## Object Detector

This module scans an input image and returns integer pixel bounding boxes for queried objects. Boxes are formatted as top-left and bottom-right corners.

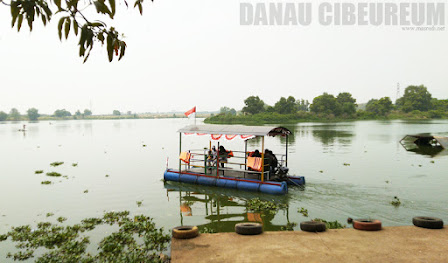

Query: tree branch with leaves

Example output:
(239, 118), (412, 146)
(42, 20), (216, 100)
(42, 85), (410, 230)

(4, 0), (152, 62)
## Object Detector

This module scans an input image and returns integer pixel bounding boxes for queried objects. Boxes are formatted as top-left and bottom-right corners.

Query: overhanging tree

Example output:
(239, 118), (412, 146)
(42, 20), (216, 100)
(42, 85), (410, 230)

(1, 0), (152, 62)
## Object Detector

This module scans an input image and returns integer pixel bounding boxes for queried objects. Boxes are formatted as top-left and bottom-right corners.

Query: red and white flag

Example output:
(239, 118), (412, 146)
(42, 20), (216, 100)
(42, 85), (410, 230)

(184, 106), (196, 117)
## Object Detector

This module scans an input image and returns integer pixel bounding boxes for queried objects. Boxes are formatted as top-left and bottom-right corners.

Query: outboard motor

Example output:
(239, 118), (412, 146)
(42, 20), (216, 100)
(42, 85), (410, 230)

(277, 166), (289, 177)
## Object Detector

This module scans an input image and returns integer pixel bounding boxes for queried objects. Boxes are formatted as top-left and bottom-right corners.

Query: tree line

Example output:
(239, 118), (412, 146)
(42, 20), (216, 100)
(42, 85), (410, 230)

(0, 108), (92, 121)
(209, 85), (448, 123)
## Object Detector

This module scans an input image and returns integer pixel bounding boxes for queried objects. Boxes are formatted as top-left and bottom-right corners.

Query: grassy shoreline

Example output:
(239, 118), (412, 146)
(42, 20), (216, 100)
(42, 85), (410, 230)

(204, 111), (448, 125)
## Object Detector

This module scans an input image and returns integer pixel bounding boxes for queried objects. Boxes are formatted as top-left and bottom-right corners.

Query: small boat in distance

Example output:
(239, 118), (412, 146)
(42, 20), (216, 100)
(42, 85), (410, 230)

(164, 124), (305, 195)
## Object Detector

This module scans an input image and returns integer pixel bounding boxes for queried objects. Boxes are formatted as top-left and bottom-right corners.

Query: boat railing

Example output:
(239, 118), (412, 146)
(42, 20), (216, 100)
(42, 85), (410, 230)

(180, 149), (278, 181)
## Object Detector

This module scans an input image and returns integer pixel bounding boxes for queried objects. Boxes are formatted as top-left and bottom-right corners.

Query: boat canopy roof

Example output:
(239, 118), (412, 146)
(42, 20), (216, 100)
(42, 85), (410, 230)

(178, 125), (291, 137)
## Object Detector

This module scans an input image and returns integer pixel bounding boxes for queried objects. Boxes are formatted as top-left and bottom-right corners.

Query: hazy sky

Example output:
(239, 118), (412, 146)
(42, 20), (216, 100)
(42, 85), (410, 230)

(1, 0), (447, 114)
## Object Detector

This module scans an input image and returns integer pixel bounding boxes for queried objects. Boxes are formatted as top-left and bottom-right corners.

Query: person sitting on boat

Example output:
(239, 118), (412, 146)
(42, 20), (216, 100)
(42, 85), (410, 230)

(207, 146), (217, 168)
(252, 150), (261, 157)
(218, 146), (228, 168)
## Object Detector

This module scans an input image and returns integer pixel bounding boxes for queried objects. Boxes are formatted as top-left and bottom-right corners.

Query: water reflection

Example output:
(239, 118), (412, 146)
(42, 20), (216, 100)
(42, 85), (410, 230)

(401, 144), (448, 157)
(165, 182), (296, 232)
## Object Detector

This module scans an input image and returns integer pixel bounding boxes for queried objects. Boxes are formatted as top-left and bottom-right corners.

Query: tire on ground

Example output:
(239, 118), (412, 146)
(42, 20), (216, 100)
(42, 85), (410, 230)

(353, 219), (382, 231)
(235, 223), (263, 235)
(172, 226), (199, 239)
(412, 217), (444, 229)
(300, 221), (326, 232)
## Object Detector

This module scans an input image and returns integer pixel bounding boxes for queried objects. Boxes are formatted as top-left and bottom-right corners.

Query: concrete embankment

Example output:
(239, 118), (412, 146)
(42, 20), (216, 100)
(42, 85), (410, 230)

(171, 226), (447, 262)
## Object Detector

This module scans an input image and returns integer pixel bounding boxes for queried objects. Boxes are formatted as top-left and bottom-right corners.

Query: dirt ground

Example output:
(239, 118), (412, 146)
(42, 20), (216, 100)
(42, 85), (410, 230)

(171, 226), (447, 262)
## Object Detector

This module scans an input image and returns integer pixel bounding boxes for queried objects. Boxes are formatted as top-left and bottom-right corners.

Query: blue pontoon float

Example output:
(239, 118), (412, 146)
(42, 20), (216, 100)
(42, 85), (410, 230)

(164, 124), (305, 195)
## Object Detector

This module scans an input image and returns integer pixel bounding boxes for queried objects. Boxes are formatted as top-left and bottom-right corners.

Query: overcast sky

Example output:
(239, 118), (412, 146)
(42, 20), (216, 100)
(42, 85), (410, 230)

(0, 0), (447, 114)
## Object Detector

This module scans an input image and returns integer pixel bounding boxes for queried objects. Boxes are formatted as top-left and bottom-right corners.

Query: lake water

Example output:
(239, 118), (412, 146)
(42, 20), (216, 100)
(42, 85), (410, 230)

(1, 119), (447, 259)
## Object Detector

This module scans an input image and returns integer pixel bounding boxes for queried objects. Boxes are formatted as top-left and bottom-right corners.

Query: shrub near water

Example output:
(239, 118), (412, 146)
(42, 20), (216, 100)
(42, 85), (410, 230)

(0, 211), (170, 262)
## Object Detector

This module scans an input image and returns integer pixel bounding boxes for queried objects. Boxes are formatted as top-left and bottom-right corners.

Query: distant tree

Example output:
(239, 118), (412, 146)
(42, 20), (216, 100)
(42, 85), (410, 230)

(0, 111), (7, 121)
(242, 96), (265, 115)
(84, 109), (92, 116)
(54, 109), (72, 117)
(75, 110), (82, 116)
(336, 92), (357, 116)
(127, 111), (132, 115)
(27, 108), (40, 121)
(297, 99), (310, 111)
(310, 93), (340, 115)
(9, 108), (21, 121)
(220, 106), (237, 116)
(431, 99), (448, 111)
(396, 85), (432, 112)
(113, 110), (121, 116)
(366, 97), (394, 116)
(274, 96), (298, 114)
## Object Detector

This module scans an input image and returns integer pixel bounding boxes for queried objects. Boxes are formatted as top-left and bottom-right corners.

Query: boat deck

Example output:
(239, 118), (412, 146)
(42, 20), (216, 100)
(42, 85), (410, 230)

(183, 166), (265, 181)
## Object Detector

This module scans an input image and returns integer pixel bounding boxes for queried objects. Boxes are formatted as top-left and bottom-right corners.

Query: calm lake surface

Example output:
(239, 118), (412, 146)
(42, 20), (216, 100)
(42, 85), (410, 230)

(1, 119), (447, 258)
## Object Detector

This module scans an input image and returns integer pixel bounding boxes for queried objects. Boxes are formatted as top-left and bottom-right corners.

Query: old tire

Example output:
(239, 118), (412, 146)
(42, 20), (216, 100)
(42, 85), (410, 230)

(300, 221), (326, 232)
(235, 223), (263, 235)
(413, 217), (444, 229)
(172, 226), (199, 239)
(353, 219), (382, 231)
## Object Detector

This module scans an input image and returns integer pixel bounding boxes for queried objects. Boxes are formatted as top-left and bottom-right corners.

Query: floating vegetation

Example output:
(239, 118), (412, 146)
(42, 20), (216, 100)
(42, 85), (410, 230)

(46, 172), (62, 177)
(57, 217), (67, 223)
(246, 198), (286, 215)
(50, 162), (64, 167)
(385, 180), (390, 184)
(46, 213), (54, 217)
(0, 211), (170, 262)
(83, 190), (89, 193)
(105, 174), (109, 178)
(298, 207), (308, 217)
(62, 175), (69, 179)
(200, 227), (216, 233)
(35, 170), (44, 174)
(41, 181), (51, 185)
(143, 144), (147, 147)
(430, 160), (435, 163)
(280, 222), (297, 231)
(313, 218), (345, 229)
(72, 163), (78, 167)
(343, 163), (350, 166)
(418, 165), (422, 167)
(391, 196), (401, 207)
(136, 201), (143, 207)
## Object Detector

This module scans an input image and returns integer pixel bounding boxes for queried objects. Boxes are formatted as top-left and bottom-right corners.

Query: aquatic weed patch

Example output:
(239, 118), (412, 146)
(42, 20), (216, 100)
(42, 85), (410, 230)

(391, 196), (401, 207)
(0, 211), (170, 262)
(298, 207), (308, 217)
(313, 218), (345, 229)
(246, 198), (286, 214)
(46, 172), (62, 177)
(280, 222), (297, 231)
(50, 162), (64, 167)
(41, 181), (52, 185)
(35, 170), (44, 174)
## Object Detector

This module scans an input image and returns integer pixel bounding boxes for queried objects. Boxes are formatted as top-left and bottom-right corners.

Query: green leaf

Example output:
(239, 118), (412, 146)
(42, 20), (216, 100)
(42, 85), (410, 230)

(41, 15), (47, 26)
(54, 0), (61, 9)
(109, 0), (116, 16)
(106, 34), (113, 62)
(73, 19), (78, 35)
(17, 14), (23, 31)
(11, 2), (20, 27)
(64, 18), (70, 39)
(118, 41), (126, 61)
(58, 17), (65, 40)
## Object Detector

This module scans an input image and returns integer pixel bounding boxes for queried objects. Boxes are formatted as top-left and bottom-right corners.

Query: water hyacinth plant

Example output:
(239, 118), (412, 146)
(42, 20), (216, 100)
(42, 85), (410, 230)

(246, 198), (286, 215)
(0, 211), (170, 262)
(50, 162), (64, 167)
(313, 218), (345, 229)
(46, 172), (62, 177)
